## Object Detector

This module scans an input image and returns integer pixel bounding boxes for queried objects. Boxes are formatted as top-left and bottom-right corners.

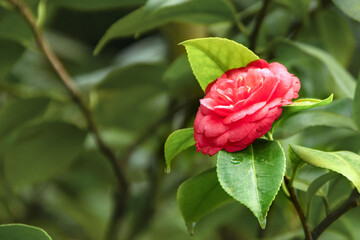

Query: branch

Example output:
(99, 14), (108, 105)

(249, 0), (272, 51)
(311, 189), (360, 239)
(284, 176), (313, 240)
(6, 0), (128, 238)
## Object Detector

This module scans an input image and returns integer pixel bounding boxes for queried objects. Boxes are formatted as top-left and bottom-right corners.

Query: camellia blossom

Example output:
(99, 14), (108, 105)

(194, 59), (300, 156)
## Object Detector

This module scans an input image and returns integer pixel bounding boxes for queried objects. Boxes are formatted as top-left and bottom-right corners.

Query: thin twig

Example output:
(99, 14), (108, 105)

(311, 189), (360, 239)
(6, 0), (129, 238)
(284, 176), (313, 240)
(249, 0), (272, 51)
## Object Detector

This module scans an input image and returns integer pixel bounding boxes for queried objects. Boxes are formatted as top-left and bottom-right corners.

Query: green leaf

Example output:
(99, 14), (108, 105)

(280, 94), (333, 119)
(0, 11), (33, 45)
(177, 168), (232, 233)
(0, 224), (52, 240)
(289, 144), (360, 192)
(97, 63), (166, 90)
(49, 0), (145, 11)
(282, 40), (356, 98)
(181, 37), (259, 91)
(4, 121), (86, 190)
(274, 111), (358, 139)
(332, 0), (360, 22)
(316, 9), (355, 66)
(164, 128), (195, 172)
(0, 38), (25, 79)
(354, 73), (360, 130)
(306, 171), (338, 203)
(288, 144), (305, 180)
(217, 139), (286, 228)
(275, 0), (311, 22)
(0, 97), (50, 139)
(163, 54), (200, 97)
(94, 0), (238, 54)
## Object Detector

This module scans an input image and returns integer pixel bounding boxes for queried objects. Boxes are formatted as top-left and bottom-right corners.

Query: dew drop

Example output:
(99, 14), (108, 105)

(186, 222), (196, 236)
(164, 167), (171, 174)
(231, 160), (241, 165)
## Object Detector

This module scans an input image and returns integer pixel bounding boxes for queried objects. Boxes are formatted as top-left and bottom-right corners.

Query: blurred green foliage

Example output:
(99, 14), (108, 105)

(0, 0), (359, 239)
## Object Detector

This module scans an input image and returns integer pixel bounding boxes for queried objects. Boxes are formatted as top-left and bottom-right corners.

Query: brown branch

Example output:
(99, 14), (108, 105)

(6, 0), (128, 238)
(249, 0), (272, 52)
(311, 189), (360, 239)
(284, 176), (313, 240)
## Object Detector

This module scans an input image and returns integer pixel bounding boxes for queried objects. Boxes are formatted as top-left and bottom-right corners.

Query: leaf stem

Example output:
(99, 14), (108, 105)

(249, 0), (272, 51)
(6, 0), (129, 238)
(284, 175), (313, 240)
(311, 189), (360, 239)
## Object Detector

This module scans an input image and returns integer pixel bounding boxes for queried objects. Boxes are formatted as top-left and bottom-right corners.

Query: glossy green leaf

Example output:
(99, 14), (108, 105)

(181, 37), (259, 91)
(332, 0), (360, 22)
(0, 97), (50, 139)
(317, 9), (355, 66)
(0, 224), (52, 240)
(4, 121), (86, 190)
(177, 168), (232, 232)
(164, 128), (195, 172)
(217, 139), (286, 228)
(354, 73), (360, 130)
(94, 0), (237, 54)
(0, 38), (25, 79)
(289, 144), (360, 192)
(282, 40), (356, 98)
(281, 94), (333, 119)
(49, 0), (145, 10)
(274, 111), (357, 139)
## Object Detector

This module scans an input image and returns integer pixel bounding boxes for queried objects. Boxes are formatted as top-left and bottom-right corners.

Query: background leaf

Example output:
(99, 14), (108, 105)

(49, 0), (145, 11)
(181, 37), (259, 90)
(217, 139), (286, 228)
(0, 224), (52, 240)
(354, 73), (360, 130)
(164, 128), (195, 172)
(0, 38), (25, 79)
(282, 40), (356, 98)
(316, 9), (355, 67)
(274, 111), (357, 139)
(332, 0), (360, 22)
(4, 121), (86, 189)
(94, 0), (238, 54)
(289, 144), (360, 192)
(0, 97), (50, 139)
(177, 168), (232, 233)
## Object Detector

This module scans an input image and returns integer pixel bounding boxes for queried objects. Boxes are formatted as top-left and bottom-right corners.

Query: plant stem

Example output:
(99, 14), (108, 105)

(6, 0), (128, 238)
(249, 0), (272, 51)
(284, 176), (313, 240)
(311, 189), (360, 239)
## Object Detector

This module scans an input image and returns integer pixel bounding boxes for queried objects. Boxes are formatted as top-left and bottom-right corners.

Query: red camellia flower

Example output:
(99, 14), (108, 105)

(194, 59), (300, 156)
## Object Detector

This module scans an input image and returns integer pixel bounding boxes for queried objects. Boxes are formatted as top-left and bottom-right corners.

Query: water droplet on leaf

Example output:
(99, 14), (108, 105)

(231, 160), (241, 165)
(186, 222), (196, 236)
(164, 167), (171, 174)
